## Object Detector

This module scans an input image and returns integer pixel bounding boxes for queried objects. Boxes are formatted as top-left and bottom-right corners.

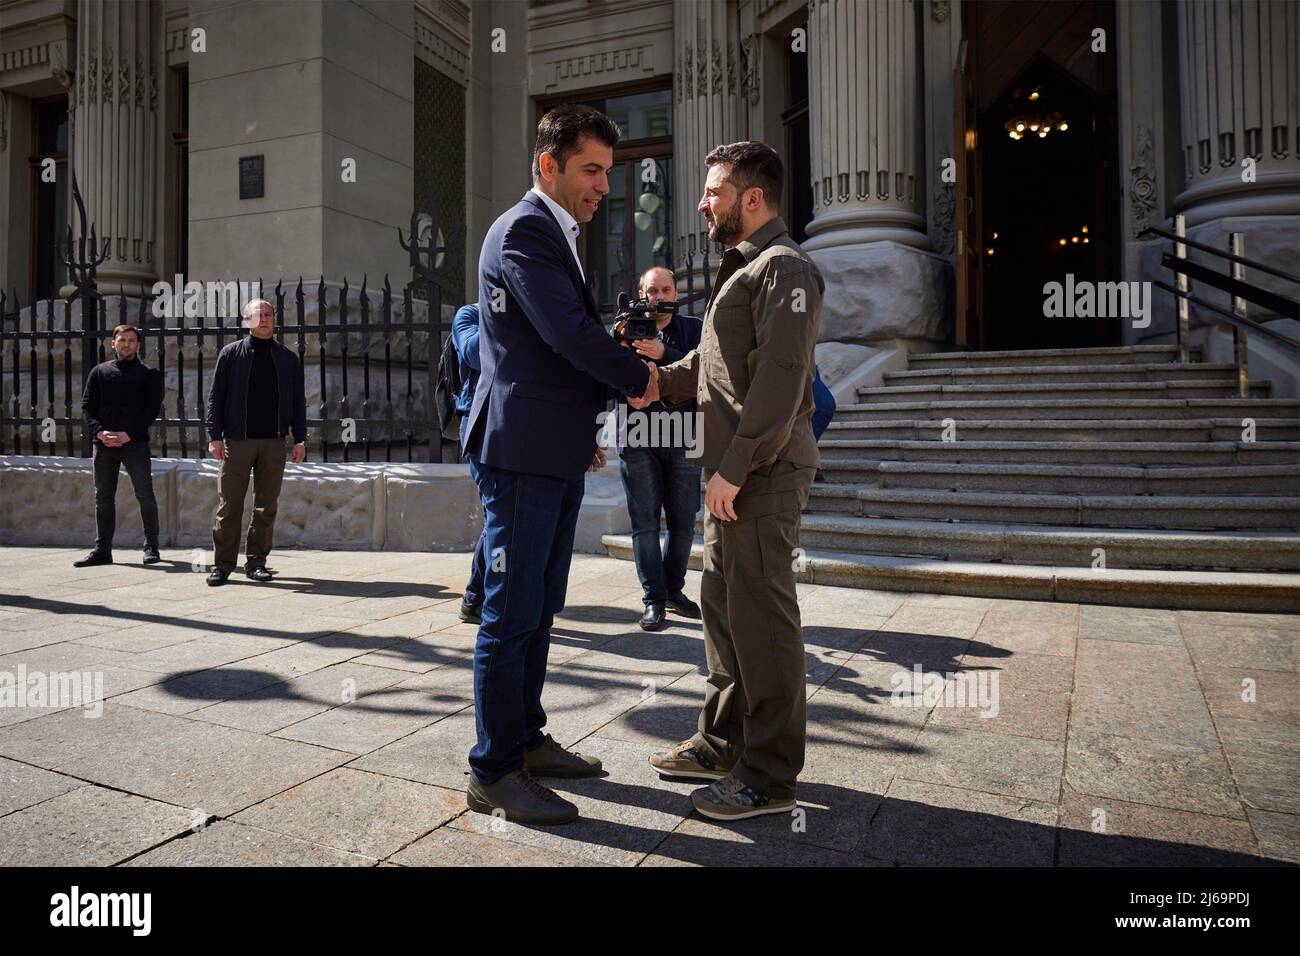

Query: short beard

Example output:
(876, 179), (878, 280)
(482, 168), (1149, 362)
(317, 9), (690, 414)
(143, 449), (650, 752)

(707, 198), (745, 246)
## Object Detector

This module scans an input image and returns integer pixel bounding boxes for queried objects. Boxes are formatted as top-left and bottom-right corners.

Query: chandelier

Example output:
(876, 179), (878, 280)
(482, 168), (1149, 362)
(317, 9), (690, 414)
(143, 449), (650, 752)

(1006, 112), (1068, 140)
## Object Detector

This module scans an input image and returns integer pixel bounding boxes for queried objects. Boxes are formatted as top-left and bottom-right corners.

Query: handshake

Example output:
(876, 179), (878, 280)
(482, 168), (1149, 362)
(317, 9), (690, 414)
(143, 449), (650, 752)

(629, 361), (660, 409)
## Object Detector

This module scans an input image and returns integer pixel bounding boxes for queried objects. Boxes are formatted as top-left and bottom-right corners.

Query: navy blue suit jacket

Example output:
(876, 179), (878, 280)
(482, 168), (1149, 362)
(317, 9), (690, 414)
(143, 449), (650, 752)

(464, 191), (651, 479)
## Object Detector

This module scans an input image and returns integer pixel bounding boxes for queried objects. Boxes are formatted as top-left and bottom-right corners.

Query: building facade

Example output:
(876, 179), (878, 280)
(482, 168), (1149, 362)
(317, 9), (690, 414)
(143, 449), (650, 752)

(1, 0), (1297, 368)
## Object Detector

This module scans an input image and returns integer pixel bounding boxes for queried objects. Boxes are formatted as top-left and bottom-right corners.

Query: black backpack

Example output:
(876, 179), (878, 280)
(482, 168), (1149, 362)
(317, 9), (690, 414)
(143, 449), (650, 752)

(434, 332), (463, 442)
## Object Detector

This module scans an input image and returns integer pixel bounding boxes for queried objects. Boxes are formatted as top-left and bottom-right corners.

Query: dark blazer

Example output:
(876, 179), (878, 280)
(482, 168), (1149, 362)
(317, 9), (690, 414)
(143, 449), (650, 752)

(82, 356), (163, 444)
(206, 335), (307, 444)
(464, 191), (650, 479)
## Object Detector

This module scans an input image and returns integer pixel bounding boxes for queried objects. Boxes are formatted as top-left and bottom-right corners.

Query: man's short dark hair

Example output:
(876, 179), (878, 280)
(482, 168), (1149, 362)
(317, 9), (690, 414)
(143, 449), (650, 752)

(112, 324), (140, 341)
(532, 104), (621, 181)
(705, 141), (784, 209)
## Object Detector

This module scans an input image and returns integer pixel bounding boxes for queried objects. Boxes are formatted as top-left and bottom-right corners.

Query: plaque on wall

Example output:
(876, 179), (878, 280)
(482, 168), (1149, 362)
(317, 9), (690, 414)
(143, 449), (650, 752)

(239, 155), (264, 199)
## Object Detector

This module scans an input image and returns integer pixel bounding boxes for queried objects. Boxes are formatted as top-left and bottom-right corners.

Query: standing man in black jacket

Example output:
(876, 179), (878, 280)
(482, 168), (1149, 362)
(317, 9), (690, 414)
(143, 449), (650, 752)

(75, 324), (164, 567)
(204, 298), (307, 586)
(613, 266), (704, 632)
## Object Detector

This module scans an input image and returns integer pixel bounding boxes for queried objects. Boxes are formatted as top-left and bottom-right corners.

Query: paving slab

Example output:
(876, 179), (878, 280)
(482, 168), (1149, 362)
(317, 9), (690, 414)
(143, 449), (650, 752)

(1216, 717), (1300, 814)
(124, 818), (375, 866)
(0, 703), (350, 816)
(0, 756), (83, 817)
(391, 825), (598, 866)
(1058, 789), (1261, 865)
(348, 708), (479, 791)
(272, 663), (473, 755)
(189, 661), (413, 734)
(1065, 729), (1245, 819)
(0, 785), (194, 866)
(232, 767), (465, 860)
(899, 726), (1065, 803)
(642, 816), (867, 867)
(859, 777), (1057, 866)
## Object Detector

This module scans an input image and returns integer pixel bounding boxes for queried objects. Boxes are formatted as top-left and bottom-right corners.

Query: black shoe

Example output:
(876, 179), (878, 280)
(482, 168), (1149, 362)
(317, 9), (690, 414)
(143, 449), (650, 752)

(465, 769), (579, 826)
(246, 566), (274, 583)
(639, 603), (666, 632)
(666, 592), (701, 619)
(142, 544), (161, 564)
(73, 551), (112, 568)
(458, 601), (482, 624)
(524, 734), (602, 778)
(206, 569), (230, 587)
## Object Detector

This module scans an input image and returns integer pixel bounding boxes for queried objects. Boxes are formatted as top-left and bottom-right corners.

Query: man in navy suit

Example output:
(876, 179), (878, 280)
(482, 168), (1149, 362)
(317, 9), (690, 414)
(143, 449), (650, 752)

(460, 104), (654, 825)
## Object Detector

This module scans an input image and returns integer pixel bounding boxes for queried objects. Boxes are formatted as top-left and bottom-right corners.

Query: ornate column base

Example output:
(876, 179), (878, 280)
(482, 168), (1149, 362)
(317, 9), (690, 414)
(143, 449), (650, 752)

(807, 240), (954, 349)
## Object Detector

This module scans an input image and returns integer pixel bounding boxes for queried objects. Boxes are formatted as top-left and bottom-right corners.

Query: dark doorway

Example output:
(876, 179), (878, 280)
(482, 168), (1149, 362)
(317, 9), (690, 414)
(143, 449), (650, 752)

(979, 57), (1120, 349)
(958, 0), (1121, 351)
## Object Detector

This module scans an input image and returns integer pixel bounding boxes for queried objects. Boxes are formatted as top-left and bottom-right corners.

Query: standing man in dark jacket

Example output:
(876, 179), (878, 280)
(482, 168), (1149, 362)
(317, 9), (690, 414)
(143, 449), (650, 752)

(460, 104), (655, 826)
(75, 324), (164, 567)
(204, 298), (307, 586)
(613, 266), (704, 632)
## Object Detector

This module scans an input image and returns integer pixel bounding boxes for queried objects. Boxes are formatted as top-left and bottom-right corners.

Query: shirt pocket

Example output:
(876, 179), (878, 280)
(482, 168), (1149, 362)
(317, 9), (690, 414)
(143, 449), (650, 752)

(711, 304), (753, 355)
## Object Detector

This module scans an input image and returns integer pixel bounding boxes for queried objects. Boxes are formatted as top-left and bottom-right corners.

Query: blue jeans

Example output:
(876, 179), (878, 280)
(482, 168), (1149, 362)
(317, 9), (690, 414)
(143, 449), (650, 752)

(467, 455), (585, 785)
(619, 445), (702, 606)
(461, 415), (487, 607)
(463, 530), (487, 607)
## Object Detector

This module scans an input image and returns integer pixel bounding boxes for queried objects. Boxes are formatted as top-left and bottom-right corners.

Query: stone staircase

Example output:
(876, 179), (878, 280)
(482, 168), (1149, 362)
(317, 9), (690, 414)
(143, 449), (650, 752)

(602, 344), (1300, 612)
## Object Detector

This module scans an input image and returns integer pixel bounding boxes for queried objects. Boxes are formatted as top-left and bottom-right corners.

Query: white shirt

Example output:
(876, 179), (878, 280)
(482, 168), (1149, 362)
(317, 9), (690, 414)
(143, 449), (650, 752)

(529, 187), (585, 281)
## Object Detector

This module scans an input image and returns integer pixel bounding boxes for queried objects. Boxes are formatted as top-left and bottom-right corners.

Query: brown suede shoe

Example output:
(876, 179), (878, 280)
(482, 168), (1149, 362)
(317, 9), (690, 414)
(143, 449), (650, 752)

(465, 769), (579, 826)
(649, 740), (734, 781)
(524, 734), (602, 778)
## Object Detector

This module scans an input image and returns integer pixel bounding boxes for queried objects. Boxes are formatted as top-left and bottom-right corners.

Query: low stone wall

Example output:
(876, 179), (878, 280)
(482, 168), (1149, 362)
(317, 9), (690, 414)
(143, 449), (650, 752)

(0, 455), (632, 555)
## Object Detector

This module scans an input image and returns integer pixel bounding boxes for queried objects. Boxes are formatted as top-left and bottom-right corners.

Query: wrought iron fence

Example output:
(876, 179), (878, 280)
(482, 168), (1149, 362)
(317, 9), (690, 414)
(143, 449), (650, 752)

(0, 277), (452, 463)
(1, 180), (453, 463)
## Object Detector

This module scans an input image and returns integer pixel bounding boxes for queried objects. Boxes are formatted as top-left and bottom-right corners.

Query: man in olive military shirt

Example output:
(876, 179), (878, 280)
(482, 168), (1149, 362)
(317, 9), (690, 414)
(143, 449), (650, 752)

(633, 141), (824, 821)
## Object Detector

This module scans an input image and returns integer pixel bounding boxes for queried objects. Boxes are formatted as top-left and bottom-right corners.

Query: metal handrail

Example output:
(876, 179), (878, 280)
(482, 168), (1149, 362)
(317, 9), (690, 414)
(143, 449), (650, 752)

(1145, 214), (1298, 396)
(1159, 252), (1300, 320)
(1150, 278), (1300, 351)
(1139, 224), (1300, 285)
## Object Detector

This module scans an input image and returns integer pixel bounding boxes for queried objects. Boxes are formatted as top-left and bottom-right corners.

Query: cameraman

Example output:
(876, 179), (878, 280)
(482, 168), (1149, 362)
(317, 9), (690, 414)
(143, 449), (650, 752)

(613, 266), (703, 631)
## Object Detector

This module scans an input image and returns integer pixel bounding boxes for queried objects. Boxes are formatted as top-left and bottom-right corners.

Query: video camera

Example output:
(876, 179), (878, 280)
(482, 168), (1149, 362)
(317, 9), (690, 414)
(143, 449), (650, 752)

(613, 292), (678, 343)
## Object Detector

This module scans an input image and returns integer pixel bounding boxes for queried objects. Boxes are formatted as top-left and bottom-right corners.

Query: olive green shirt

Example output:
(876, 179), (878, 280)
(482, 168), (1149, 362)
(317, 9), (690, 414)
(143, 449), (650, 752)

(658, 216), (824, 487)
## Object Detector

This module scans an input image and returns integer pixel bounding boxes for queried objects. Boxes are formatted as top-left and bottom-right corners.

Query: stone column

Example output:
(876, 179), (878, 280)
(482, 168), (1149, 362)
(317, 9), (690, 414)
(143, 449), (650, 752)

(803, 0), (948, 349)
(672, 0), (747, 280)
(1175, 0), (1300, 225)
(1169, 0), (1299, 342)
(66, 0), (160, 298)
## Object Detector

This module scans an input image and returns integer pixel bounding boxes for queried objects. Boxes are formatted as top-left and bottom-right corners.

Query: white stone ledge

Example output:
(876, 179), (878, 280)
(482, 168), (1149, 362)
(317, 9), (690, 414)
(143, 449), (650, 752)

(0, 456), (633, 555)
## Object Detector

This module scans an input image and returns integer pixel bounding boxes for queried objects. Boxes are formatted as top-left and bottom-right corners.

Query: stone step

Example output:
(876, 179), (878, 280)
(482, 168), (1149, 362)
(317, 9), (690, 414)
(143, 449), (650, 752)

(601, 533), (1299, 612)
(815, 439), (1300, 466)
(816, 460), (1300, 496)
(822, 418), (1300, 442)
(856, 379), (1271, 403)
(885, 361), (1241, 387)
(792, 514), (1300, 572)
(836, 397), (1300, 422)
(906, 344), (1201, 368)
(804, 485), (1300, 530)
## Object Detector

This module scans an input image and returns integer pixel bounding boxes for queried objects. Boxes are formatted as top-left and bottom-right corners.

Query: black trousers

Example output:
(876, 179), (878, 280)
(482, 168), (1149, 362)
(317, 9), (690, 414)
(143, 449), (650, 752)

(93, 442), (160, 552)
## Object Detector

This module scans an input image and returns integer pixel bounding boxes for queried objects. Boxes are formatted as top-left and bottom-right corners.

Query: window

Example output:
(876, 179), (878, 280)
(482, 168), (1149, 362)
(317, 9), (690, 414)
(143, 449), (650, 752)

(173, 68), (189, 277)
(414, 59), (467, 305)
(30, 98), (69, 301)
